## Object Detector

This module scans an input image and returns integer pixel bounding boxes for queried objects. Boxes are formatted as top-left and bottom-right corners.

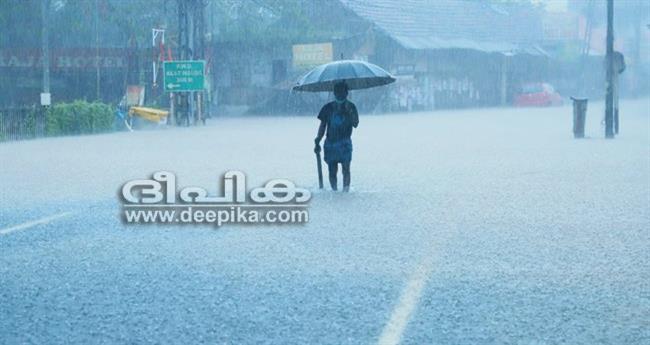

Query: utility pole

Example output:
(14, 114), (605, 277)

(40, 0), (51, 137)
(175, 0), (205, 126)
(605, 0), (615, 138)
(194, 0), (206, 124)
(95, 0), (101, 101)
(41, 0), (50, 98)
(177, 0), (189, 126)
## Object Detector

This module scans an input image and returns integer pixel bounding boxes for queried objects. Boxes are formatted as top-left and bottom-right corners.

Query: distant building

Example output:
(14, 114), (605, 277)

(0, 0), (555, 112)
(337, 0), (548, 110)
(212, 0), (549, 114)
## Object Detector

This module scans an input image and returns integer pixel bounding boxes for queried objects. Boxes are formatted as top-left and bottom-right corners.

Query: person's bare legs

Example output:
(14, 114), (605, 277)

(342, 161), (351, 192)
(327, 162), (338, 191)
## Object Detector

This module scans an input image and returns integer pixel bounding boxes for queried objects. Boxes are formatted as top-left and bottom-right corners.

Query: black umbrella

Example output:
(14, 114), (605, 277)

(293, 60), (395, 92)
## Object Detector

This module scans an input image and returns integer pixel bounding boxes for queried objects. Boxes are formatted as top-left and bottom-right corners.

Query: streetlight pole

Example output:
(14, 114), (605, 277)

(605, 0), (615, 138)
(41, 0), (50, 97)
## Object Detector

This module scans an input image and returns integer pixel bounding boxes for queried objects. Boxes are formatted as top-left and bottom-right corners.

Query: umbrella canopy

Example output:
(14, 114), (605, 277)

(293, 60), (396, 92)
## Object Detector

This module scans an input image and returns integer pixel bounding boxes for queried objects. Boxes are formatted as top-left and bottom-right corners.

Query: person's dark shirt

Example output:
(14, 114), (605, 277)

(318, 100), (359, 142)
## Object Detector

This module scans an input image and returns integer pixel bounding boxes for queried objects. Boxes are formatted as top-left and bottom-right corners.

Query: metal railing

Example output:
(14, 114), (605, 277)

(0, 106), (46, 142)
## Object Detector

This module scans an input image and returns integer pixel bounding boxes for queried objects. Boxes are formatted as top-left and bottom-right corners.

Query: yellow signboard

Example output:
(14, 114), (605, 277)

(292, 43), (333, 69)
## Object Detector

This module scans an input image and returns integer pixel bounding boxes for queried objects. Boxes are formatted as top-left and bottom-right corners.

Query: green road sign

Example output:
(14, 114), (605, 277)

(163, 60), (205, 92)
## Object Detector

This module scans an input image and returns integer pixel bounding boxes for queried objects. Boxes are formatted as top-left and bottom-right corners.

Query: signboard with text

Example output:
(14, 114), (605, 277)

(163, 60), (205, 92)
(292, 43), (333, 69)
(0, 49), (126, 70)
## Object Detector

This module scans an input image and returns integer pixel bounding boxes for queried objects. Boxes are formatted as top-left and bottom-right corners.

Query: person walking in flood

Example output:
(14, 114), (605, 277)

(294, 60), (394, 190)
(314, 82), (359, 192)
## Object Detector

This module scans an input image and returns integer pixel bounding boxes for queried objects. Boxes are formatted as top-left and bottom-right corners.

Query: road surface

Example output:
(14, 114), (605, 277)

(1, 99), (649, 344)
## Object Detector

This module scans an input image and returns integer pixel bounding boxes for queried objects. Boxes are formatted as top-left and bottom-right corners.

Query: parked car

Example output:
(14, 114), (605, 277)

(513, 83), (563, 107)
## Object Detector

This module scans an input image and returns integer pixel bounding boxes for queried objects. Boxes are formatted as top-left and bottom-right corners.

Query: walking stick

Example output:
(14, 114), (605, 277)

(316, 152), (324, 189)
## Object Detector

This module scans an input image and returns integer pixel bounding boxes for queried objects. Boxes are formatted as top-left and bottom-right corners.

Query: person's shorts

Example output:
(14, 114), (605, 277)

(324, 138), (352, 164)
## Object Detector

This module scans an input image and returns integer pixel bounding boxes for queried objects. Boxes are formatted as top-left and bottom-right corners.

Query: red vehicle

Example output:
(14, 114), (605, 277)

(513, 83), (563, 107)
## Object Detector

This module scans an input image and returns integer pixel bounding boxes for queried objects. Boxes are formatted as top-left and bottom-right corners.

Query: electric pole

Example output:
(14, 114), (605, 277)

(605, 0), (615, 138)
(40, 0), (51, 137)
(177, 0), (188, 126)
(41, 0), (50, 97)
(194, 0), (206, 124)
(176, 0), (205, 126)
(95, 0), (101, 101)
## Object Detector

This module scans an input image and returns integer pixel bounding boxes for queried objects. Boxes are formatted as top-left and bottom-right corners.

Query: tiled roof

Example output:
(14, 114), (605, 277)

(340, 0), (545, 55)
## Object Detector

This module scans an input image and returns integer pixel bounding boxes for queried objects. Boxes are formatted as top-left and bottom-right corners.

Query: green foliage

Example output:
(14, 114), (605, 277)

(46, 100), (114, 136)
(1, 0), (344, 50)
(211, 0), (345, 44)
(0, 0), (41, 48)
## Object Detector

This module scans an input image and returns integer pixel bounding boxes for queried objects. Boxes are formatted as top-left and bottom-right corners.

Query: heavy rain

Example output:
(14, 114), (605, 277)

(1, 1), (649, 344)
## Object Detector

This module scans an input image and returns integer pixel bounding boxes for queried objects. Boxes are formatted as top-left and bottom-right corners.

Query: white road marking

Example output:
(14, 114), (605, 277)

(0, 212), (73, 235)
(377, 253), (436, 345)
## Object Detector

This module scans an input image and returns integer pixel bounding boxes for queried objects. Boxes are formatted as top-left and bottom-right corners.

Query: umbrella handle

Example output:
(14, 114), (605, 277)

(316, 152), (324, 189)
